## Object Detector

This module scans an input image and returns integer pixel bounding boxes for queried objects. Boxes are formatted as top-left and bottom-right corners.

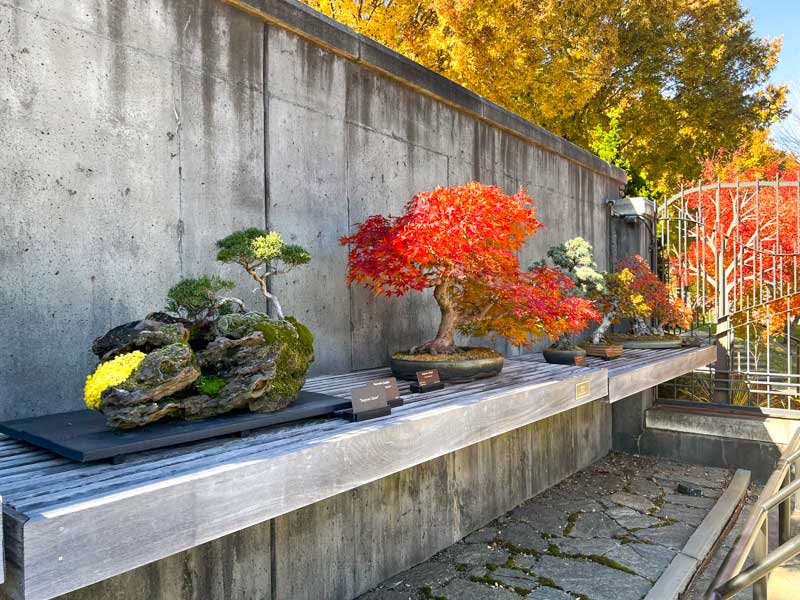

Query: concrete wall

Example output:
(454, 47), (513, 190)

(611, 395), (792, 482)
(0, 0), (626, 419)
(52, 399), (611, 600)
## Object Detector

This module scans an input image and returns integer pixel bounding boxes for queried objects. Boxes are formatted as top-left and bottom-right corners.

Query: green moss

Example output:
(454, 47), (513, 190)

(513, 586), (532, 596)
(486, 563), (498, 571)
(651, 518), (676, 529)
(286, 316), (314, 353)
(455, 563), (468, 572)
(583, 554), (637, 575)
(564, 512), (580, 536)
(469, 574), (531, 597)
(500, 542), (542, 557)
(195, 375), (228, 397)
(537, 576), (561, 589)
(421, 586), (447, 600)
(546, 543), (562, 556)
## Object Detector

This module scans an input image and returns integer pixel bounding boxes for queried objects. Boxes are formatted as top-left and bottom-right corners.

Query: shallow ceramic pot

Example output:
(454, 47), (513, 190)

(582, 344), (624, 360)
(389, 349), (504, 383)
(611, 338), (682, 349)
(542, 347), (587, 365)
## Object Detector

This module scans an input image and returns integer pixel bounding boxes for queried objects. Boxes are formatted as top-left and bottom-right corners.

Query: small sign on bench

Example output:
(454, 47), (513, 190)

(410, 369), (445, 393)
(340, 383), (392, 422)
(370, 377), (402, 407)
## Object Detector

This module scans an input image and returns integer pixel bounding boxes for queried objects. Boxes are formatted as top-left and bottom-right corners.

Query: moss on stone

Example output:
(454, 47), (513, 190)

(195, 375), (228, 397)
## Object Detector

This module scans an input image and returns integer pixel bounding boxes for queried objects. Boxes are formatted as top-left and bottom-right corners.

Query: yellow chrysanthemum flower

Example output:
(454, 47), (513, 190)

(84, 351), (146, 410)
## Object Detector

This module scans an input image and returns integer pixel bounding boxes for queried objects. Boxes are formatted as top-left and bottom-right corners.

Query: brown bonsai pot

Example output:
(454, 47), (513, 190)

(389, 347), (504, 382)
(542, 347), (587, 366)
(606, 334), (682, 349)
(582, 343), (624, 360)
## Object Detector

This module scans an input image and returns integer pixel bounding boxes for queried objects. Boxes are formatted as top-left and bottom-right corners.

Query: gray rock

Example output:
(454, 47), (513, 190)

(463, 527), (502, 544)
(100, 343), (199, 428)
(489, 567), (540, 590)
(654, 502), (708, 527)
(438, 578), (519, 599)
(496, 522), (551, 553)
(634, 521), (695, 549)
(555, 537), (619, 556)
(528, 587), (575, 599)
(608, 491), (657, 514)
(197, 312), (314, 418)
(604, 543), (676, 582)
(92, 319), (190, 361)
(508, 502), (570, 535)
(605, 506), (661, 529)
(358, 591), (417, 600)
(663, 493), (717, 509)
(434, 543), (509, 568)
(385, 561), (458, 591)
(626, 477), (663, 499)
(567, 511), (624, 539)
(532, 555), (651, 600)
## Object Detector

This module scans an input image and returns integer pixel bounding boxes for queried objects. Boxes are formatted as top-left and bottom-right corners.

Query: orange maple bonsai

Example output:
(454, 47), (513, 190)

(340, 182), (599, 358)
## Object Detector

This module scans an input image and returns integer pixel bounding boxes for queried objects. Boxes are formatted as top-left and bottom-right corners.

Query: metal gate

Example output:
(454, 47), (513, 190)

(655, 175), (800, 409)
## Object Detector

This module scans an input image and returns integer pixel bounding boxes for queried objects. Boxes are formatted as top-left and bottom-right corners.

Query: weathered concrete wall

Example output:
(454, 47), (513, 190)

(54, 400), (611, 600)
(0, 0), (626, 419)
(611, 395), (788, 482)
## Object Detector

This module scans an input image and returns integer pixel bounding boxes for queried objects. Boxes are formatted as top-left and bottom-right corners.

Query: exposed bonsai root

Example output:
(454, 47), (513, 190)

(410, 339), (459, 355)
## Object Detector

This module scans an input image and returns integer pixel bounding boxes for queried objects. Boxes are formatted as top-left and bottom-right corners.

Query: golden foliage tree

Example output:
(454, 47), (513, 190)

(304, 0), (786, 190)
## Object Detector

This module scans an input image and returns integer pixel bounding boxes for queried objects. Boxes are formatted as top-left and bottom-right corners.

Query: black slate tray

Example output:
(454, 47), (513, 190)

(0, 390), (351, 463)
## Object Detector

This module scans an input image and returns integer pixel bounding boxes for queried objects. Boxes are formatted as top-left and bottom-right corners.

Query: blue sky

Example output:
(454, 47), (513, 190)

(741, 0), (799, 91)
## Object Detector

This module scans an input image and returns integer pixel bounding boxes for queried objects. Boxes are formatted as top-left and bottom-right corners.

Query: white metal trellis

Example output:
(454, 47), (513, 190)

(657, 175), (800, 409)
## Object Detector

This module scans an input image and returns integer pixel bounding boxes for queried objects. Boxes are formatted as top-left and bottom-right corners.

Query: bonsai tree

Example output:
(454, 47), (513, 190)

(542, 237), (603, 350)
(216, 229), (311, 321)
(165, 275), (243, 321)
(340, 182), (598, 355)
(620, 255), (692, 336)
(591, 255), (691, 343)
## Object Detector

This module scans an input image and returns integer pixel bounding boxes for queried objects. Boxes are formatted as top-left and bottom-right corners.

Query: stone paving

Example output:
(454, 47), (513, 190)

(359, 452), (733, 600)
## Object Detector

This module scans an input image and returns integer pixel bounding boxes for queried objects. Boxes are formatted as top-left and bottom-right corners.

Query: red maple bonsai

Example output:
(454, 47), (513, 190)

(340, 182), (599, 355)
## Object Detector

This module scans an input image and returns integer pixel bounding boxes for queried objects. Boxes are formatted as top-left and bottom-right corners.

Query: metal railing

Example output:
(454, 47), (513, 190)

(659, 177), (800, 409)
(706, 427), (800, 599)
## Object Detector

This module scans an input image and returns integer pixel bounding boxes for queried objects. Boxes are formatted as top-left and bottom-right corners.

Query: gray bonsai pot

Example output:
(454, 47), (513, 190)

(542, 347), (587, 365)
(389, 348), (504, 383)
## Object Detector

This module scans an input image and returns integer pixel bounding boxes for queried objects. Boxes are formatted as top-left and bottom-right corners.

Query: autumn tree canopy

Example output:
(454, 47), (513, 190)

(340, 182), (598, 354)
(671, 148), (800, 337)
(303, 0), (785, 191)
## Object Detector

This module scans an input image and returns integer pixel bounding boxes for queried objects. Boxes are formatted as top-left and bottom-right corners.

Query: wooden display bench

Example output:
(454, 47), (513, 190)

(0, 346), (714, 600)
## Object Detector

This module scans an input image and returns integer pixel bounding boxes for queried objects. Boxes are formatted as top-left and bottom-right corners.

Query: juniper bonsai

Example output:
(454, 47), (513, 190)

(165, 275), (242, 320)
(216, 229), (311, 321)
(542, 237), (603, 350)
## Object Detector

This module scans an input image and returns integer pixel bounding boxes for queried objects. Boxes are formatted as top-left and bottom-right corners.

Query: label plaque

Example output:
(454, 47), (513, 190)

(370, 377), (400, 402)
(410, 369), (445, 393)
(575, 380), (591, 400)
(351, 385), (389, 414)
(416, 370), (441, 386)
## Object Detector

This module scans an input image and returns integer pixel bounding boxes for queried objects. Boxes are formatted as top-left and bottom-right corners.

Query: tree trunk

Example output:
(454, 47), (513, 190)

(247, 267), (285, 321)
(632, 315), (652, 336)
(592, 310), (615, 344)
(411, 281), (459, 355)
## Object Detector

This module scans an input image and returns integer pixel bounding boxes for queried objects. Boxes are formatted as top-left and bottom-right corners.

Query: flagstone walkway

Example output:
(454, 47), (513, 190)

(359, 453), (733, 600)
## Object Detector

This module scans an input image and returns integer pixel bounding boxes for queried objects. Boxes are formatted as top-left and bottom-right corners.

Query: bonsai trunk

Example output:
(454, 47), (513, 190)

(411, 282), (459, 355)
(247, 267), (285, 321)
(591, 310), (615, 345)
(632, 315), (652, 336)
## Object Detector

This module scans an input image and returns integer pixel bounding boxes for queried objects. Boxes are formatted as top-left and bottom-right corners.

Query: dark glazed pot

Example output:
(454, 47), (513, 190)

(542, 348), (587, 365)
(389, 350), (504, 383)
